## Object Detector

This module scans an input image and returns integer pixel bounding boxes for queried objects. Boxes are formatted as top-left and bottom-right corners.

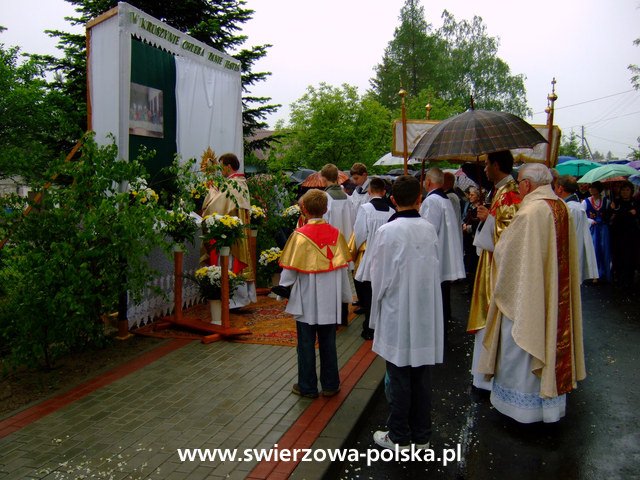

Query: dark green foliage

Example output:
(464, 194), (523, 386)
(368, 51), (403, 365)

(271, 84), (393, 172)
(371, 1), (529, 118)
(0, 135), (165, 369)
(246, 173), (296, 287)
(0, 42), (81, 184)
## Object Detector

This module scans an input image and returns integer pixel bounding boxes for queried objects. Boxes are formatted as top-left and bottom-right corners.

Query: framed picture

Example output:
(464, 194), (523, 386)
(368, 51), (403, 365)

(129, 82), (164, 138)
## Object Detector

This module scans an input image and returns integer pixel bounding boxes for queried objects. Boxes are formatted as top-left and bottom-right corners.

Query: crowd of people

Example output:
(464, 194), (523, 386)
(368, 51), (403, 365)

(202, 153), (638, 453)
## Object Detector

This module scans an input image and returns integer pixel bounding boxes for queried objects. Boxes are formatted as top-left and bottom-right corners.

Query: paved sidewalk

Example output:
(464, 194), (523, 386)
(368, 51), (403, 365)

(0, 314), (379, 480)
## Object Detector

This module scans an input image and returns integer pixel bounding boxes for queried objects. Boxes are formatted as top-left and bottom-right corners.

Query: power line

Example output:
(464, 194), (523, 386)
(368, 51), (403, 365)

(533, 89), (637, 115)
(586, 132), (637, 148)
(567, 109), (640, 129)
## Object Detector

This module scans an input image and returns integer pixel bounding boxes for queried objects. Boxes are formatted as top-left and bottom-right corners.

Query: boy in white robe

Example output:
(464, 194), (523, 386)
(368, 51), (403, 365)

(321, 163), (355, 325)
(349, 162), (371, 219)
(352, 177), (395, 340)
(419, 167), (466, 334)
(278, 189), (352, 399)
(368, 175), (444, 450)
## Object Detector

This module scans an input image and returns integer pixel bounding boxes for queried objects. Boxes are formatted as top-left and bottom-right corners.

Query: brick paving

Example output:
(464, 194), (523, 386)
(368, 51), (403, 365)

(0, 318), (377, 479)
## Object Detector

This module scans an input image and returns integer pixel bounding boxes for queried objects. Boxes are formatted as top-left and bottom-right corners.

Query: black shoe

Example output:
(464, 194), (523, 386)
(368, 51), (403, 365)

(271, 285), (291, 298)
(361, 330), (374, 340)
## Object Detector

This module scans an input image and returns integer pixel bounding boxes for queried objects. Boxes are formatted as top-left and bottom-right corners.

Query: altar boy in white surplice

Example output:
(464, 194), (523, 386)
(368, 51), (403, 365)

(367, 175), (444, 451)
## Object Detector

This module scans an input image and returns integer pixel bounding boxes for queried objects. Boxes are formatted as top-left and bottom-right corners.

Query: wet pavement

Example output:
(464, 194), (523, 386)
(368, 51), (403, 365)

(334, 280), (640, 480)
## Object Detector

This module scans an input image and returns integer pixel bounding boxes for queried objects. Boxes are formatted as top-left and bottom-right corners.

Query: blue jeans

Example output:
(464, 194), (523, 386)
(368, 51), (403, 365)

(296, 321), (340, 395)
(386, 361), (432, 445)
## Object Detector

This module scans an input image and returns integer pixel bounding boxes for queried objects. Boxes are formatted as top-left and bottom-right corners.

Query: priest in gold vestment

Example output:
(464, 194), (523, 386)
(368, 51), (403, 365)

(467, 151), (521, 390)
(201, 153), (256, 308)
(478, 163), (586, 423)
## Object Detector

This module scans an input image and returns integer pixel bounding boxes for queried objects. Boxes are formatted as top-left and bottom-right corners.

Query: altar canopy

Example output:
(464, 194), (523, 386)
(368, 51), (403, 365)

(87, 2), (244, 178)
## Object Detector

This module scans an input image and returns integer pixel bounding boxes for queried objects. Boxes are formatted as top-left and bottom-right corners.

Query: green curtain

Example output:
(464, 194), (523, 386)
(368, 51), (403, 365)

(129, 38), (177, 191)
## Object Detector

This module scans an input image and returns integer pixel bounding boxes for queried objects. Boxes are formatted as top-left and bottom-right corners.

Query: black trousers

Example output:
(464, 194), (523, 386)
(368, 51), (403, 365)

(353, 279), (372, 334)
(386, 361), (432, 445)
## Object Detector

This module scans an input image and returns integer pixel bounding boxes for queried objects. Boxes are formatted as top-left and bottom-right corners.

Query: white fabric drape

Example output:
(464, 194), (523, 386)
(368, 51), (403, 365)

(175, 56), (244, 168)
(89, 17), (127, 156)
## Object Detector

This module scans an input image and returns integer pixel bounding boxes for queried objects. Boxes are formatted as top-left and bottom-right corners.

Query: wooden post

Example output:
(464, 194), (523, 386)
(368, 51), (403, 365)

(173, 248), (184, 322)
(249, 228), (258, 286)
(220, 252), (230, 329)
(116, 288), (132, 340)
(399, 89), (409, 175)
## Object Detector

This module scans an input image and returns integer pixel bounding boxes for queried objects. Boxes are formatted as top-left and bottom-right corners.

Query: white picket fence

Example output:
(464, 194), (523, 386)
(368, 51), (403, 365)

(126, 239), (203, 328)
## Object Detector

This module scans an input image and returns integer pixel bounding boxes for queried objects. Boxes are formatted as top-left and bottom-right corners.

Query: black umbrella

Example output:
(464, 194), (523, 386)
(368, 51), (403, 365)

(287, 168), (316, 184)
(386, 168), (417, 177)
(410, 109), (547, 161)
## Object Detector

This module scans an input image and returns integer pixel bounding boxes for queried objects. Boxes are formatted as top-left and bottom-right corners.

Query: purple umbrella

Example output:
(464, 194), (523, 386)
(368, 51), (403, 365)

(627, 160), (640, 170)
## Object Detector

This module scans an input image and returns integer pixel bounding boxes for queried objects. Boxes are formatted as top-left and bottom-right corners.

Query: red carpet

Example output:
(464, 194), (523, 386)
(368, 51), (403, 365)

(134, 295), (358, 347)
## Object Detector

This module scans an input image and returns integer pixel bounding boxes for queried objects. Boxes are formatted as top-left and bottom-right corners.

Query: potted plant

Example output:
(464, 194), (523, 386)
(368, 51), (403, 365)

(282, 203), (301, 229)
(250, 204), (266, 233)
(258, 247), (283, 286)
(190, 265), (246, 324)
(163, 208), (199, 249)
(201, 213), (245, 255)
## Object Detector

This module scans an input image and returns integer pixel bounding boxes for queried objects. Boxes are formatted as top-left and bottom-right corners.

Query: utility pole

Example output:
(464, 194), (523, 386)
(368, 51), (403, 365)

(580, 126), (595, 161)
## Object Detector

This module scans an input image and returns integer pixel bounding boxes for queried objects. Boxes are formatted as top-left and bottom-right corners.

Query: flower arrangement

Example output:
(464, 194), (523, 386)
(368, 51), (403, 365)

(129, 178), (159, 205)
(250, 204), (266, 228)
(282, 204), (301, 227)
(163, 209), (199, 245)
(191, 265), (245, 300)
(259, 247), (282, 275)
(201, 213), (245, 249)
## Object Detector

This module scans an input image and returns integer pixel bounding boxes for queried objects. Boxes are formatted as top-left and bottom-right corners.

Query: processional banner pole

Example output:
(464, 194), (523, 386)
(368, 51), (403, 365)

(546, 77), (558, 167)
(400, 89), (409, 175)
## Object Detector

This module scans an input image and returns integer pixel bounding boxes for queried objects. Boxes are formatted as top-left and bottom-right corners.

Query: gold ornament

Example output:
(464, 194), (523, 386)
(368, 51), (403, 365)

(200, 147), (217, 174)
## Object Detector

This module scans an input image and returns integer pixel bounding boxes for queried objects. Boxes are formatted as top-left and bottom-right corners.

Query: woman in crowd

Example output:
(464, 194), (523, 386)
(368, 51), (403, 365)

(609, 180), (639, 286)
(582, 181), (612, 283)
(461, 186), (483, 286)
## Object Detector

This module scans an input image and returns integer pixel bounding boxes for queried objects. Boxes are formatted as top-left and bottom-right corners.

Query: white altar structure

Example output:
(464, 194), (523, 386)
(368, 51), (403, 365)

(86, 3), (244, 326)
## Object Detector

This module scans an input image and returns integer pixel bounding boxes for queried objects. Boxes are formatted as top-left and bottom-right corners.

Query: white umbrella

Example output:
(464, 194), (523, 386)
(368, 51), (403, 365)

(374, 152), (419, 166)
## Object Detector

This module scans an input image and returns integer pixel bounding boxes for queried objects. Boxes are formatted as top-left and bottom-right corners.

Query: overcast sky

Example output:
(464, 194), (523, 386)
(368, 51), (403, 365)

(3, 0), (639, 158)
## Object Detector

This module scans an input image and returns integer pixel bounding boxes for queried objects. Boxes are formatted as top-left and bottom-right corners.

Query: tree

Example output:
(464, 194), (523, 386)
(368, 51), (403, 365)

(558, 130), (581, 158)
(629, 36), (640, 90)
(437, 11), (529, 117)
(371, 2), (529, 117)
(39, 0), (279, 152)
(0, 135), (166, 369)
(370, 0), (449, 111)
(0, 33), (81, 183)
(272, 83), (393, 172)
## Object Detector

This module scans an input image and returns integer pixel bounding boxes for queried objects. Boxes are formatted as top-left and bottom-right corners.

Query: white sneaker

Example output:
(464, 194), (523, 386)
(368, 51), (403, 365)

(373, 431), (410, 451)
(414, 441), (430, 450)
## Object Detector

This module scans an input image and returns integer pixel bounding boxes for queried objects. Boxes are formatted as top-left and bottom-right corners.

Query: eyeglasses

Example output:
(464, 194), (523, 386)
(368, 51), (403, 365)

(516, 178), (529, 186)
